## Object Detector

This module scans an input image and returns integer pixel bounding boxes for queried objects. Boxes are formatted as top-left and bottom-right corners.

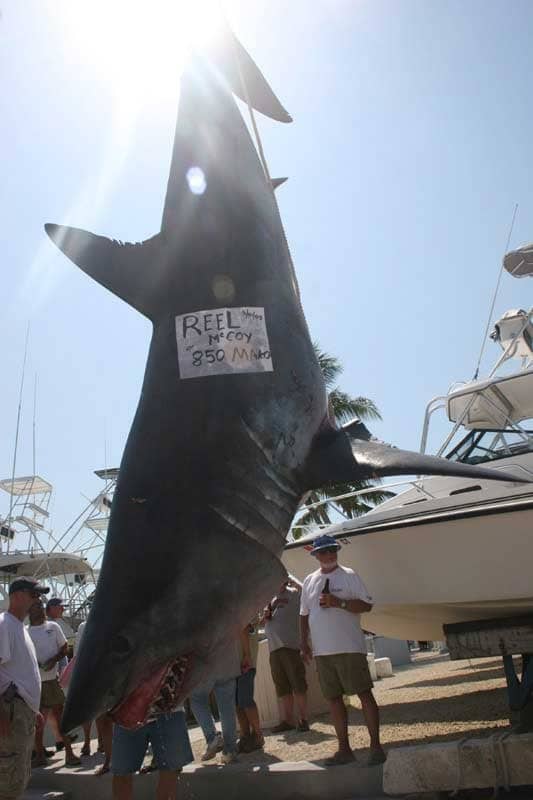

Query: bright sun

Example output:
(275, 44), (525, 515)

(56, 0), (227, 105)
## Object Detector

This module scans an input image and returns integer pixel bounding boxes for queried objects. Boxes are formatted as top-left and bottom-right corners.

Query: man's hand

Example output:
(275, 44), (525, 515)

(42, 658), (57, 672)
(300, 641), (312, 664)
(319, 593), (340, 609)
(241, 658), (251, 674)
(35, 712), (44, 733)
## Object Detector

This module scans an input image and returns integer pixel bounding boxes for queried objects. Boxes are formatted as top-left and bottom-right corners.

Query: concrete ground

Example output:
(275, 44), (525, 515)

(27, 652), (532, 799)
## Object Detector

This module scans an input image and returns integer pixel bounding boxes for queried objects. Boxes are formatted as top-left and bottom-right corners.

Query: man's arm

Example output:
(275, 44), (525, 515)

(319, 594), (372, 613)
(42, 642), (68, 672)
(300, 614), (312, 664)
(0, 626), (12, 737)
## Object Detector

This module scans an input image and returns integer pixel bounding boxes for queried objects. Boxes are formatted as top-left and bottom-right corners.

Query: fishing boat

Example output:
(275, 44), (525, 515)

(283, 245), (533, 641)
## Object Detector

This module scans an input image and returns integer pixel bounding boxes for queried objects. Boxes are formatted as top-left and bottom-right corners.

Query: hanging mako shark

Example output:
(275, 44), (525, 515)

(46, 33), (526, 733)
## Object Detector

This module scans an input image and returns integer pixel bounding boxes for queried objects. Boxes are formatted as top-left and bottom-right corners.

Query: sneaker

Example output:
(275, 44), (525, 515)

(296, 719), (310, 732)
(201, 733), (223, 761)
(271, 720), (295, 733)
(221, 750), (238, 765)
(324, 750), (355, 767)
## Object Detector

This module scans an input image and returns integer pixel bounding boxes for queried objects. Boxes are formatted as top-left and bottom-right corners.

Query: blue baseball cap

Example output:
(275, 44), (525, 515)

(310, 534), (341, 555)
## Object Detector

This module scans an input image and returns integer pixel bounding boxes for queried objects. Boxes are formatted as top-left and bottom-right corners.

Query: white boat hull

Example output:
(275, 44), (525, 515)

(283, 495), (533, 640)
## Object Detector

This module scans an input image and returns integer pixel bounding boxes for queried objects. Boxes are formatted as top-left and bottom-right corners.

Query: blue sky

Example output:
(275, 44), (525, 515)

(2, 0), (533, 540)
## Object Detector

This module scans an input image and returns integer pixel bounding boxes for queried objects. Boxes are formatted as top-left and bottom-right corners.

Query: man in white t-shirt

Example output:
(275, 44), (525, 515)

(0, 576), (48, 800)
(300, 534), (385, 767)
(46, 598), (74, 679)
(27, 600), (81, 767)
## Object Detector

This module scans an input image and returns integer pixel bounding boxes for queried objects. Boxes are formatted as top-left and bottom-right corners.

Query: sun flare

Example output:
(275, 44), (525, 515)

(56, 0), (226, 104)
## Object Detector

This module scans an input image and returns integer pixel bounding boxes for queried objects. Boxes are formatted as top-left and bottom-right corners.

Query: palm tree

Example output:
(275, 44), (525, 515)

(291, 345), (393, 539)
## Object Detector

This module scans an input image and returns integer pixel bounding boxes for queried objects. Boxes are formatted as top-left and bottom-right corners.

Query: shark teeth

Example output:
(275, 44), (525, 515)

(146, 655), (190, 718)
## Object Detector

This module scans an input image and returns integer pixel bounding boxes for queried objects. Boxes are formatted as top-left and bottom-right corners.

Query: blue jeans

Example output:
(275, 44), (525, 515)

(189, 677), (237, 755)
(111, 711), (193, 775)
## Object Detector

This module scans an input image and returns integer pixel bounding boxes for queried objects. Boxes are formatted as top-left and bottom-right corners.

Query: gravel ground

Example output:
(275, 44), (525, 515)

(190, 652), (515, 766)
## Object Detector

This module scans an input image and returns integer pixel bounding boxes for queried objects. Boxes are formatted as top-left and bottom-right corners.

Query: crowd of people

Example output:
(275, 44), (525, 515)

(0, 533), (385, 799)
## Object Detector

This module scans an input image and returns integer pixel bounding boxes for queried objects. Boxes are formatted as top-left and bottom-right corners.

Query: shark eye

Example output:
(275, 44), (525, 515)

(111, 635), (132, 656)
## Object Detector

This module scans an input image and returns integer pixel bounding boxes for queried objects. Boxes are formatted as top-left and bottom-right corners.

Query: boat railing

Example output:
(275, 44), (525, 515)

(289, 459), (533, 540)
(289, 477), (437, 540)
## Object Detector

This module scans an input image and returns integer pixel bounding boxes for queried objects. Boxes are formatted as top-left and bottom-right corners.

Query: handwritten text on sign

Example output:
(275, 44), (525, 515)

(175, 307), (273, 379)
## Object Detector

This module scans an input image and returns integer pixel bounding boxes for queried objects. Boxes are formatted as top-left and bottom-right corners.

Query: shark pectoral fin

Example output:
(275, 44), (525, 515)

(208, 28), (292, 123)
(346, 438), (529, 483)
(44, 224), (162, 319)
(271, 177), (288, 191)
(306, 428), (530, 488)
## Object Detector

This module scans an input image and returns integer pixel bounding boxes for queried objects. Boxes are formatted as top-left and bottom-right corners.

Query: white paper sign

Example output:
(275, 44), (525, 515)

(175, 307), (273, 379)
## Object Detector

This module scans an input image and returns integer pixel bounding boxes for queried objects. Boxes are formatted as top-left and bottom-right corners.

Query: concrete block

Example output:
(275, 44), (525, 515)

(383, 732), (533, 795)
(372, 637), (411, 667)
(367, 652), (378, 681)
(375, 658), (393, 678)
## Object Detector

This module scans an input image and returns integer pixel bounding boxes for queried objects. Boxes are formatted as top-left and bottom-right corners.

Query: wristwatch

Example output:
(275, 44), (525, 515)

(340, 600), (347, 610)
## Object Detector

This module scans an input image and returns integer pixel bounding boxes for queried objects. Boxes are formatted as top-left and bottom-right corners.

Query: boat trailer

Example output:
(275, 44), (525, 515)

(444, 614), (533, 731)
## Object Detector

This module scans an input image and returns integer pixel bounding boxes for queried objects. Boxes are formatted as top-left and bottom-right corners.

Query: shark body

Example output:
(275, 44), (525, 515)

(46, 38), (524, 732)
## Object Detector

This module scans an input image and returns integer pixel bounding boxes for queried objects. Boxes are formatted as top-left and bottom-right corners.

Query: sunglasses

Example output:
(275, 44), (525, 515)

(317, 547), (338, 555)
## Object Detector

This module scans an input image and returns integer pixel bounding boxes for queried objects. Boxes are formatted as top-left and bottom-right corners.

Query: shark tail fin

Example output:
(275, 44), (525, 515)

(44, 224), (162, 319)
(306, 425), (528, 488)
(208, 27), (292, 123)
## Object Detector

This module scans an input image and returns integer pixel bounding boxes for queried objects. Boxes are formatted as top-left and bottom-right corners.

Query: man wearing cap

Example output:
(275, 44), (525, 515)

(300, 534), (385, 767)
(0, 577), (47, 800)
(46, 597), (75, 643)
(27, 599), (81, 767)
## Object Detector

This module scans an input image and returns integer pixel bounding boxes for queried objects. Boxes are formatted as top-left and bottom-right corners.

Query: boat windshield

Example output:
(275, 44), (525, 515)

(446, 428), (533, 465)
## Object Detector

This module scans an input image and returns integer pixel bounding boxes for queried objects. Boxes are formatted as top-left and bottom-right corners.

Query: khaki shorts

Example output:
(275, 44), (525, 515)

(0, 696), (35, 800)
(315, 653), (373, 700)
(41, 678), (65, 709)
(269, 648), (308, 697)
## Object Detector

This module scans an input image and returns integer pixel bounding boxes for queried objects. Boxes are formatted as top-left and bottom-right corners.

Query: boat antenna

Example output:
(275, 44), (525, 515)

(32, 373), (37, 475)
(6, 323), (30, 552)
(472, 203), (518, 380)
(104, 418), (108, 479)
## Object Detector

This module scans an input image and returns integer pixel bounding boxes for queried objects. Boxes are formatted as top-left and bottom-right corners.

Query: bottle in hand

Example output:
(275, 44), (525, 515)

(320, 578), (330, 607)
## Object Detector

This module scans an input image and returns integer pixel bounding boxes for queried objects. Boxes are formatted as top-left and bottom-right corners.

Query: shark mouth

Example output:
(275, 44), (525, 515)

(111, 654), (193, 730)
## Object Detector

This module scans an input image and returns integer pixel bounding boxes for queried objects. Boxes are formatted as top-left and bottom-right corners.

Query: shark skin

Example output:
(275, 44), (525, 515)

(46, 44), (527, 733)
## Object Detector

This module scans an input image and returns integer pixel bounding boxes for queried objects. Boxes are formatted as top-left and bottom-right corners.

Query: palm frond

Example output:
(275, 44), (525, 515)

(329, 389), (382, 423)
(293, 481), (395, 531)
(313, 343), (343, 389)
